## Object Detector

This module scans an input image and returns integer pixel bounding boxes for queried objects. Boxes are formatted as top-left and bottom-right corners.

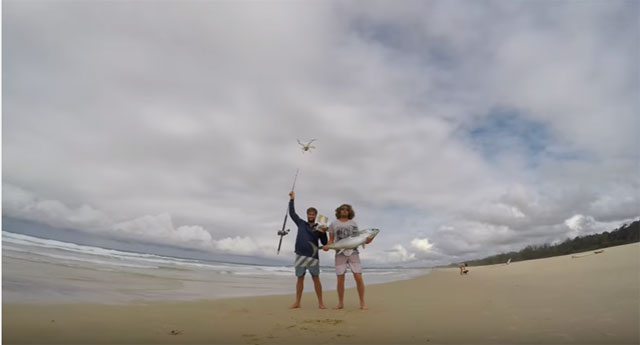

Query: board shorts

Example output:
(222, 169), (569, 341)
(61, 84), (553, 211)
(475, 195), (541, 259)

(294, 255), (320, 277)
(335, 252), (362, 275)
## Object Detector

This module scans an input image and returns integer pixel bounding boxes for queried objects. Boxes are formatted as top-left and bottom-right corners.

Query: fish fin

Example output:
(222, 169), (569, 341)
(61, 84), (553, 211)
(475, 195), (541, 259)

(337, 249), (344, 255)
(362, 243), (366, 250)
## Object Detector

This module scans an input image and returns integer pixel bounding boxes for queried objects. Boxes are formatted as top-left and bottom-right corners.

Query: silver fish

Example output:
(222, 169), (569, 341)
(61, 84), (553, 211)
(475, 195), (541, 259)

(311, 228), (380, 256)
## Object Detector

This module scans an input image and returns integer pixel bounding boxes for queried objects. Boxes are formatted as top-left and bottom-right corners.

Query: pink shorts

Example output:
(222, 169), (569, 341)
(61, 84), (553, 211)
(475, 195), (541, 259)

(335, 253), (362, 275)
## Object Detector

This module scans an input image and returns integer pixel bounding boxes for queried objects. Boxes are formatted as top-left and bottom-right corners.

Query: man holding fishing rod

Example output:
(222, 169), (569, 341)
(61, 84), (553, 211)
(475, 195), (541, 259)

(287, 191), (328, 309)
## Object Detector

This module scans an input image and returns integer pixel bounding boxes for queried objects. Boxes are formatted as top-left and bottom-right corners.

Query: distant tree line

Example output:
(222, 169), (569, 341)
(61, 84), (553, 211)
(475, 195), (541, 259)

(456, 220), (639, 267)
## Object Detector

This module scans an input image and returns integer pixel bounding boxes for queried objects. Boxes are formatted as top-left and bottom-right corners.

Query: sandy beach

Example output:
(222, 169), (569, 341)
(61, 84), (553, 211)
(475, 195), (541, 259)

(3, 242), (638, 344)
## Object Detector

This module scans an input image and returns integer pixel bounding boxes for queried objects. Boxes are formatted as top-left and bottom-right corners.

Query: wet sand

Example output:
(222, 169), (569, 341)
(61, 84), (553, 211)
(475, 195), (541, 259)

(3, 243), (638, 344)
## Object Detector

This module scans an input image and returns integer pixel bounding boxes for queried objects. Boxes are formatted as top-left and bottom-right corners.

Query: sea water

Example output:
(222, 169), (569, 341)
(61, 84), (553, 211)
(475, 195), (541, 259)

(2, 231), (428, 304)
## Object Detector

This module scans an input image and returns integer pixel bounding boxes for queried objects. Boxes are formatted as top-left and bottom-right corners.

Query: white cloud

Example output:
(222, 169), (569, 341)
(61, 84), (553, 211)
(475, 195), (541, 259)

(2, 1), (637, 266)
(3, 184), (110, 231)
(213, 236), (265, 256)
(112, 214), (214, 249)
(411, 238), (433, 253)
(562, 214), (626, 240)
(564, 214), (594, 232)
(384, 244), (416, 263)
(565, 214), (595, 238)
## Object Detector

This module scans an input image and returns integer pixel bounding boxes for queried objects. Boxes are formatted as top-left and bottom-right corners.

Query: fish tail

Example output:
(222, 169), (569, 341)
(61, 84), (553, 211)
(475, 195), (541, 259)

(309, 241), (318, 257)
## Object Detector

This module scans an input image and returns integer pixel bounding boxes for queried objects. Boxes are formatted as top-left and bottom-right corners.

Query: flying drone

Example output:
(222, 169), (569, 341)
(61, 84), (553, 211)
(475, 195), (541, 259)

(297, 139), (317, 153)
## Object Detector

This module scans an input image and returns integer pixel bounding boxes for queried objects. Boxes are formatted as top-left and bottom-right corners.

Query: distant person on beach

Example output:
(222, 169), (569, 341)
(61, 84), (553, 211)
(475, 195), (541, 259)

(323, 204), (374, 310)
(288, 192), (328, 309)
(459, 263), (469, 275)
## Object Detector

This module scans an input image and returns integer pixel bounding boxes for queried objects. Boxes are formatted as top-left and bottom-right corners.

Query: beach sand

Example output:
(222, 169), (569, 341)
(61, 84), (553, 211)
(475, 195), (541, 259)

(3, 242), (638, 344)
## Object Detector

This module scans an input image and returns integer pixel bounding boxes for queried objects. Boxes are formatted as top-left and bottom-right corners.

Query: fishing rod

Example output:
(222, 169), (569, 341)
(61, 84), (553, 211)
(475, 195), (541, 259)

(277, 168), (299, 255)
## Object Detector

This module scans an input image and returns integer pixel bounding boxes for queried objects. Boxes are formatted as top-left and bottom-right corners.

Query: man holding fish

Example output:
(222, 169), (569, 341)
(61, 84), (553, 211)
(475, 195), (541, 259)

(323, 204), (377, 310)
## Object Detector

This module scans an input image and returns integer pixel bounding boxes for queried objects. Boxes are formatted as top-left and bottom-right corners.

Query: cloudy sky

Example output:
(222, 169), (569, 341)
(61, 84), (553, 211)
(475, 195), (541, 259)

(3, 0), (638, 267)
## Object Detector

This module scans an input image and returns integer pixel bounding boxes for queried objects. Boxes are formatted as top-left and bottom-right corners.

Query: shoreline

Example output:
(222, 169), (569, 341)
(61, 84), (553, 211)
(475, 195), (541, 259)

(3, 243), (638, 344)
(1, 257), (430, 305)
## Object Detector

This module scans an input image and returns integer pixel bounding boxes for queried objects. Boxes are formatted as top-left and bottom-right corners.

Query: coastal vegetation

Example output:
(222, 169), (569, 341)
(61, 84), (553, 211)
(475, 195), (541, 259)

(460, 220), (639, 266)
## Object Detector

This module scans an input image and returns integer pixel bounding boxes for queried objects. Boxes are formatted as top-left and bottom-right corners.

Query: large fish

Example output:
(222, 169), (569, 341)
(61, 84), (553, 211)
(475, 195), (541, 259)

(310, 228), (380, 256)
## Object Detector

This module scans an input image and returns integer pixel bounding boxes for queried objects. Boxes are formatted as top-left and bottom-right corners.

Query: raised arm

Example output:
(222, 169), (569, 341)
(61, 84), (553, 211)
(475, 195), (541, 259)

(288, 192), (302, 226)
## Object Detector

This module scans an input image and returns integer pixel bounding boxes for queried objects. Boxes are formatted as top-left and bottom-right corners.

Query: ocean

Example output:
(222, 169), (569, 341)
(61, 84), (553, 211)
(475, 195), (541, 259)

(2, 231), (429, 304)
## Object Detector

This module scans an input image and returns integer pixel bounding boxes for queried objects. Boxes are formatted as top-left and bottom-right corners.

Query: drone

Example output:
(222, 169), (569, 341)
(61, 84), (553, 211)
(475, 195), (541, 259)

(297, 139), (317, 153)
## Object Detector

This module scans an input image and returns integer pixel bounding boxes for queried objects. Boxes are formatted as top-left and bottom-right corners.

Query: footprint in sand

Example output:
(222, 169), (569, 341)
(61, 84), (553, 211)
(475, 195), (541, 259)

(294, 319), (346, 334)
(242, 333), (262, 345)
(169, 329), (183, 336)
(303, 319), (344, 326)
(335, 333), (354, 338)
(275, 319), (344, 337)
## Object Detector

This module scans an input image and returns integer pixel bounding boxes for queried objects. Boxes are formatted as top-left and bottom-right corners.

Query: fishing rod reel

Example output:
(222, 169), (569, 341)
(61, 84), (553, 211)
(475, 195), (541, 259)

(276, 228), (290, 255)
(277, 229), (290, 237)
(276, 168), (299, 255)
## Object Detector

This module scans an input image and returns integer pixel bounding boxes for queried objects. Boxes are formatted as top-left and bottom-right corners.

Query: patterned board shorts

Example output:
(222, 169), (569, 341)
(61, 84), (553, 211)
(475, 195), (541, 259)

(335, 252), (362, 275)
(294, 255), (320, 277)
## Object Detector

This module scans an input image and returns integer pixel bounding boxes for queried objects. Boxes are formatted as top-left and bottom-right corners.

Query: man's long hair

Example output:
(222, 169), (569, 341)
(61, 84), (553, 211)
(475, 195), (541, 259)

(335, 204), (355, 220)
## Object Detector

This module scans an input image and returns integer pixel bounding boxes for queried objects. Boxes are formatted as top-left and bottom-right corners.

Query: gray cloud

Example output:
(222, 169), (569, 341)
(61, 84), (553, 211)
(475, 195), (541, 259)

(3, 0), (638, 266)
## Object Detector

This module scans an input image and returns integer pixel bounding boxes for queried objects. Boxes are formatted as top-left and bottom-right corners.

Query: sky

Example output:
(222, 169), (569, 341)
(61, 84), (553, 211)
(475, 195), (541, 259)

(2, 0), (638, 267)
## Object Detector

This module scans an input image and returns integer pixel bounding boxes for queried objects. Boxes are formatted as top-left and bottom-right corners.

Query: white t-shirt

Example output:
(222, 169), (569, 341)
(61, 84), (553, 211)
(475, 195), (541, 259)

(328, 219), (359, 256)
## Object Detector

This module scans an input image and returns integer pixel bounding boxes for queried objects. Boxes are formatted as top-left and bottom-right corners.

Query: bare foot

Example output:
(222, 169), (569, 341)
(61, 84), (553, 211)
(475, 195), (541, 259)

(360, 305), (368, 310)
(289, 303), (301, 309)
(318, 304), (327, 309)
(332, 304), (344, 310)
